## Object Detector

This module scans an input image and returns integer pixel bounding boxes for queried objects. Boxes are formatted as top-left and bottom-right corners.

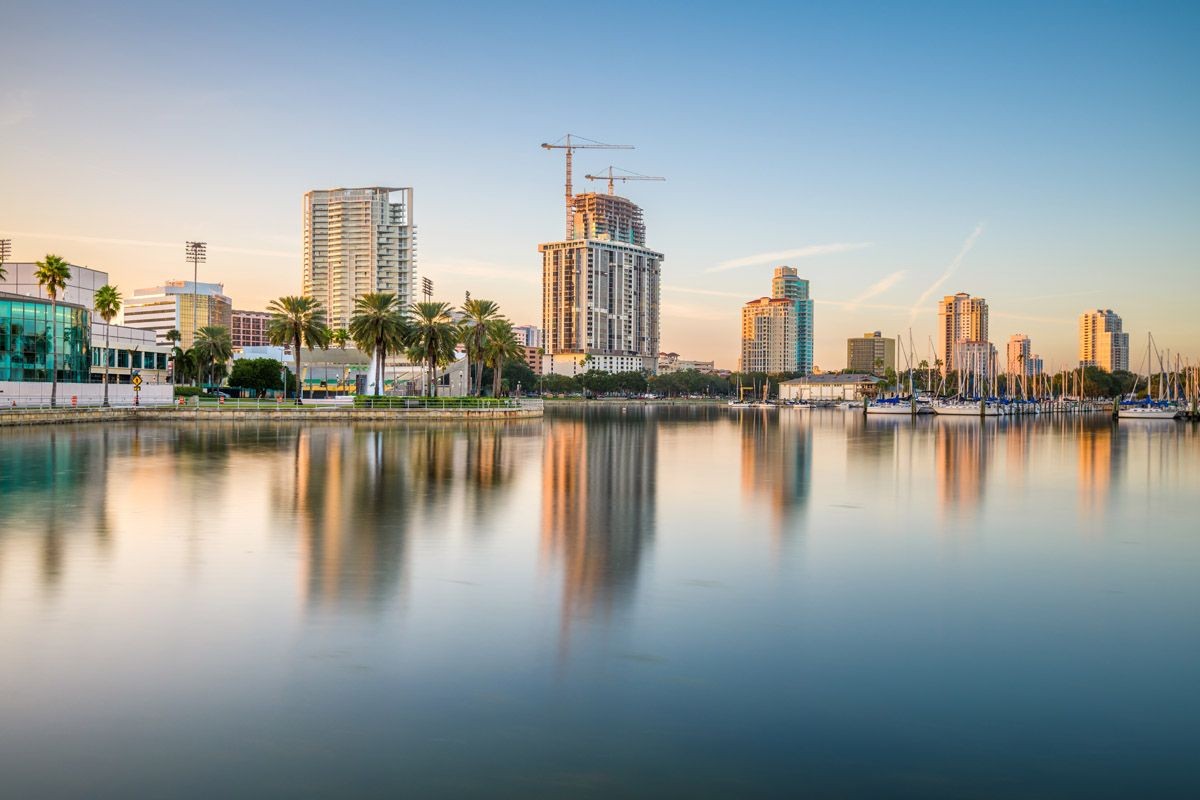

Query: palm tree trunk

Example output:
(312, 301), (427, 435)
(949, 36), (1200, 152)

(294, 333), (303, 405)
(49, 296), (58, 408)
(475, 358), (484, 397)
(493, 357), (503, 397)
(103, 324), (111, 407)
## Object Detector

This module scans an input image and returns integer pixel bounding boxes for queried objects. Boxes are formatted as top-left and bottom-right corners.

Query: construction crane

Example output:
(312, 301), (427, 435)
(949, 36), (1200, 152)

(541, 134), (633, 238)
(584, 166), (666, 195)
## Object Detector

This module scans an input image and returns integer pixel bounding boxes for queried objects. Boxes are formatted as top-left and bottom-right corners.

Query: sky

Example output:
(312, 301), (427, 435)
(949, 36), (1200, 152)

(1, 0), (1197, 370)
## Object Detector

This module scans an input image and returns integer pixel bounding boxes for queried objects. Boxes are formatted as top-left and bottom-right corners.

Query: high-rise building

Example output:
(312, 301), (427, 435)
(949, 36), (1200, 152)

(937, 293), (989, 375)
(740, 297), (798, 373)
(513, 324), (543, 349)
(232, 309), (271, 349)
(738, 267), (814, 375)
(303, 187), (415, 331)
(123, 280), (232, 348)
(1005, 334), (1043, 377)
(771, 267), (814, 375)
(847, 331), (895, 375)
(957, 340), (998, 382)
(540, 191), (662, 375)
(1078, 309), (1129, 372)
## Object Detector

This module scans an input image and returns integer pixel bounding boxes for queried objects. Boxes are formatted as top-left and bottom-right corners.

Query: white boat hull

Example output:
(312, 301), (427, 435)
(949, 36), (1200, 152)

(866, 404), (916, 415)
(1118, 408), (1179, 420)
(934, 403), (1002, 417)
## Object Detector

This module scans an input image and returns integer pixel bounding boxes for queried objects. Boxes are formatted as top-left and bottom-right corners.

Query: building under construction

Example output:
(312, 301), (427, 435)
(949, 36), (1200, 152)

(540, 190), (663, 375)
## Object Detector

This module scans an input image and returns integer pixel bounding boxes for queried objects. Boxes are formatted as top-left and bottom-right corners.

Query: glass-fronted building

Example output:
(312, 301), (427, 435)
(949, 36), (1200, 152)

(0, 293), (92, 383)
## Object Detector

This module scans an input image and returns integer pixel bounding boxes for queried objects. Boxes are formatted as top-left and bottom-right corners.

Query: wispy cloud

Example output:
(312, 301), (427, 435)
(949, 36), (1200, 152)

(908, 223), (984, 322)
(707, 242), (872, 273)
(0, 230), (296, 258)
(425, 258), (539, 284)
(845, 270), (906, 310)
(0, 89), (33, 128)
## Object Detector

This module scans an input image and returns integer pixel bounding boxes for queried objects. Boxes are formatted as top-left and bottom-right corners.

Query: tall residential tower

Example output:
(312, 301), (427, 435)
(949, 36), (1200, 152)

(1078, 309), (1129, 372)
(303, 187), (415, 331)
(540, 192), (662, 374)
(937, 293), (989, 376)
(740, 267), (815, 374)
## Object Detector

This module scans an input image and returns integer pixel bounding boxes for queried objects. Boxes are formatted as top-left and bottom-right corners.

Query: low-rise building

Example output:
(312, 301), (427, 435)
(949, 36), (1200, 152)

(542, 352), (650, 376)
(846, 332), (895, 375)
(779, 373), (883, 402)
(232, 309), (271, 348)
(523, 345), (543, 375)
(658, 352), (716, 374)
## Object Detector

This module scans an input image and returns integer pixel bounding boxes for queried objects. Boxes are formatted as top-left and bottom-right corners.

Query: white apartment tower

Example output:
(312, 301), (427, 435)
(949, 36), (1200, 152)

(540, 192), (662, 374)
(937, 293), (989, 376)
(1078, 309), (1129, 372)
(303, 187), (415, 331)
(740, 297), (799, 373)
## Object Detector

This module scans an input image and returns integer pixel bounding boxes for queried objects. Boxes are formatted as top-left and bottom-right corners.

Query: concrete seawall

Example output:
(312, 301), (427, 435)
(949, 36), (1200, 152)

(0, 405), (542, 427)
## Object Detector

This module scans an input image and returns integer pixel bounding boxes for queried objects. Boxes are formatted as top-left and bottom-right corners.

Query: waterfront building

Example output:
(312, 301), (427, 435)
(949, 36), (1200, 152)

(740, 297), (797, 374)
(303, 186), (416, 331)
(778, 373), (883, 402)
(657, 352), (716, 374)
(956, 340), (998, 382)
(540, 191), (662, 375)
(0, 292), (91, 384)
(1, 262), (171, 388)
(739, 267), (814, 375)
(232, 309), (271, 348)
(1005, 334), (1043, 376)
(122, 280), (232, 348)
(846, 331), (895, 375)
(937, 292), (989, 376)
(771, 267), (814, 375)
(1078, 309), (1129, 372)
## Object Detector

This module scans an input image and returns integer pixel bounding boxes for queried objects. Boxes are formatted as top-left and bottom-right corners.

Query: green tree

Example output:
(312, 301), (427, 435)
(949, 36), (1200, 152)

(408, 301), (460, 398)
(228, 357), (286, 396)
(349, 292), (409, 396)
(193, 326), (233, 391)
(482, 318), (525, 396)
(461, 297), (502, 396)
(266, 295), (329, 404)
(332, 328), (350, 349)
(93, 284), (122, 407)
(540, 373), (580, 394)
(164, 328), (182, 384)
(33, 254), (71, 407)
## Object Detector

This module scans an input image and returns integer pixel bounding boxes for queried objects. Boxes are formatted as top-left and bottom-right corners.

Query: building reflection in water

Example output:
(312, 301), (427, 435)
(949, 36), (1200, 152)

(541, 409), (656, 637)
(289, 424), (527, 614)
(935, 419), (995, 519)
(738, 409), (812, 540)
(0, 427), (115, 593)
(1076, 420), (1121, 521)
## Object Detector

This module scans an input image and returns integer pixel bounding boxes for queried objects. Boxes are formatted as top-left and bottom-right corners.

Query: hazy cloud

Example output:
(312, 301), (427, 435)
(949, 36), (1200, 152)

(708, 242), (872, 273)
(662, 285), (749, 299)
(908, 223), (984, 322)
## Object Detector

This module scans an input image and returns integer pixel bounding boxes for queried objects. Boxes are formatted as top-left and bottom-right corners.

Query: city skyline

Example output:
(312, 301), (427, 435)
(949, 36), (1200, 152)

(1, 2), (1197, 369)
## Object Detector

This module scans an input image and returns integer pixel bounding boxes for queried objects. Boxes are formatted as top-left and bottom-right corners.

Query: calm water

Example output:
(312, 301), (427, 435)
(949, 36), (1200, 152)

(1, 407), (1198, 798)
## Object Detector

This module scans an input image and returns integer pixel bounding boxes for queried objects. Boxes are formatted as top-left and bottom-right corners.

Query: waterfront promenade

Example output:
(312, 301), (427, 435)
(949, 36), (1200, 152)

(0, 397), (544, 427)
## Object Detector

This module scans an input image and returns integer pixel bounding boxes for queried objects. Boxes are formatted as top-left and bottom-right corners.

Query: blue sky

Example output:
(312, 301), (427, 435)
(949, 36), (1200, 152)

(1, 1), (1197, 369)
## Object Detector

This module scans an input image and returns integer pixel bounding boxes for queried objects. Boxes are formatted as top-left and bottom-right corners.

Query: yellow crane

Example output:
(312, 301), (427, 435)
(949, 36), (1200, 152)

(584, 166), (666, 195)
(541, 134), (633, 238)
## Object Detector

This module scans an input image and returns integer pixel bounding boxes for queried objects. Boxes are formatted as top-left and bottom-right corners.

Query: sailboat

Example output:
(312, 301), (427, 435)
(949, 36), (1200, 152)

(1119, 333), (1179, 420)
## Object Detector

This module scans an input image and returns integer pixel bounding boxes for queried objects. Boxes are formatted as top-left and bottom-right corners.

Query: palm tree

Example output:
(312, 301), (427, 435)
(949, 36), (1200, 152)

(193, 326), (233, 393)
(349, 293), (409, 396)
(266, 296), (329, 405)
(93, 284), (122, 407)
(461, 298), (501, 396)
(34, 254), (72, 408)
(332, 328), (350, 349)
(408, 301), (459, 398)
(483, 319), (525, 397)
(171, 346), (195, 386)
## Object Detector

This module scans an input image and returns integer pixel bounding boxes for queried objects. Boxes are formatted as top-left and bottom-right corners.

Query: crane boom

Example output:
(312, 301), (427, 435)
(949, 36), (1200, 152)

(541, 134), (633, 238)
(583, 166), (666, 195)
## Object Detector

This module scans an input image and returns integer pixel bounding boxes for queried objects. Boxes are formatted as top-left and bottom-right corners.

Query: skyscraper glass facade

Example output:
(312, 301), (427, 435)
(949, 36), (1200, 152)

(0, 296), (91, 382)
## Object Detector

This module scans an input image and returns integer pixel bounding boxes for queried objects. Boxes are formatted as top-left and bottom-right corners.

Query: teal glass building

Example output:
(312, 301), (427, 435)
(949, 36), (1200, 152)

(772, 267), (814, 375)
(0, 294), (92, 382)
